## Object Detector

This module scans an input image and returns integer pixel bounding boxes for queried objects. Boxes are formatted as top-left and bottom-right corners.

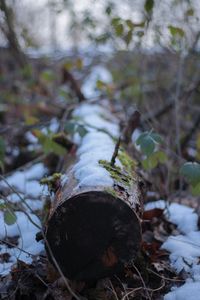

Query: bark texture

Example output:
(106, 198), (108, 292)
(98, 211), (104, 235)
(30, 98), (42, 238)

(45, 104), (144, 281)
(46, 164), (144, 280)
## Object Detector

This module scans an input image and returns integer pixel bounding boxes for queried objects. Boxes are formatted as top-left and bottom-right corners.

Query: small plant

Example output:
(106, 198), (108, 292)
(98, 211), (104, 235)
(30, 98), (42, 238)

(0, 200), (17, 225)
(32, 129), (67, 156)
(180, 162), (200, 195)
(136, 130), (167, 170)
(65, 121), (88, 137)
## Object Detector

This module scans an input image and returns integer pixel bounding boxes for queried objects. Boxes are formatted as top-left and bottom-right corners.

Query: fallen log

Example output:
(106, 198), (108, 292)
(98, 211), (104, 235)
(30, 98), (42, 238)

(45, 103), (144, 281)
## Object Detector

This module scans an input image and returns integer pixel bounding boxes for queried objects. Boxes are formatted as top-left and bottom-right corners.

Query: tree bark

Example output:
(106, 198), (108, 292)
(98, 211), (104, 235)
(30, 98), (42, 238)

(45, 104), (144, 281)
(0, 0), (27, 68)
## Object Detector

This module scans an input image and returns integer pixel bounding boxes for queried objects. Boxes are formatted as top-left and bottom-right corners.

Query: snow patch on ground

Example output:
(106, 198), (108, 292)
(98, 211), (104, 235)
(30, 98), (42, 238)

(0, 211), (43, 276)
(72, 103), (120, 188)
(0, 163), (48, 276)
(145, 200), (200, 299)
(167, 203), (198, 234)
(164, 282), (200, 300)
(0, 163), (48, 197)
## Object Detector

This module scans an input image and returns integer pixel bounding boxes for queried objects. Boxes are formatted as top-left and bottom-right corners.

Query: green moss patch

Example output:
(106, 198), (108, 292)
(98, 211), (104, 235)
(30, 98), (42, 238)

(40, 173), (62, 193)
(99, 159), (132, 187)
(118, 149), (137, 174)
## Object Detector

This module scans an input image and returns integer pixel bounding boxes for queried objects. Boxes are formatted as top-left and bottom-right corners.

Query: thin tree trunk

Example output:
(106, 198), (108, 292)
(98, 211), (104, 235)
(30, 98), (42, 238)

(0, 0), (27, 68)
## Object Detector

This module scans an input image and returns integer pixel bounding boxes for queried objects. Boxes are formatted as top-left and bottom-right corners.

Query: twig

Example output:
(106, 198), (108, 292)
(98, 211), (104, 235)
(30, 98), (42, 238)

(131, 262), (151, 300)
(108, 280), (120, 300)
(0, 0), (27, 68)
(143, 78), (200, 126)
(43, 234), (81, 300)
(0, 149), (80, 298)
(0, 176), (39, 219)
(147, 268), (184, 282)
(4, 154), (45, 178)
(143, 99), (174, 124)
(123, 110), (141, 144)
(0, 120), (52, 134)
(62, 67), (86, 102)
(174, 54), (184, 189)
(1, 194), (80, 299)
(181, 113), (200, 151)
(110, 137), (121, 167)
(35, 273), (49, 288)
(122, 287), (142, 300)
(0, 238), (39, 258)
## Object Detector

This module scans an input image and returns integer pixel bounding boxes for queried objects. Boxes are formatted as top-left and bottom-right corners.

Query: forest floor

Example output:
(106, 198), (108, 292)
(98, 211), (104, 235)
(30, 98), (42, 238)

(0, 47), (200, 300)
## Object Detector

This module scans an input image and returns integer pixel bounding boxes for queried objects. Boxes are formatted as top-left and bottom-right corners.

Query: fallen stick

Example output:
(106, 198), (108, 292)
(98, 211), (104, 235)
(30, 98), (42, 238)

(45, 103), (144, 281)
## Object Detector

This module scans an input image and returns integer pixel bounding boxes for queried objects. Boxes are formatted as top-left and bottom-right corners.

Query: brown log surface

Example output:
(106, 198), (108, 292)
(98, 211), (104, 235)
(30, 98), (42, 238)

(46, 165), (144, 280)
(45, 104), (144, 281)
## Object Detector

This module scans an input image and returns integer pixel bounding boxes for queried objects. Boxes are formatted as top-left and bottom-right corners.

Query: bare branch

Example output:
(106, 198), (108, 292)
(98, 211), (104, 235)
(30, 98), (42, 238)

(110, 137), (121, 167)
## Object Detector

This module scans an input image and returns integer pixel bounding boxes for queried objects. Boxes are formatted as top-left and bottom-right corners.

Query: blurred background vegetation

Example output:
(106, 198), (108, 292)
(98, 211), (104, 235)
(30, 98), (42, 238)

(0, 0), (200, 199)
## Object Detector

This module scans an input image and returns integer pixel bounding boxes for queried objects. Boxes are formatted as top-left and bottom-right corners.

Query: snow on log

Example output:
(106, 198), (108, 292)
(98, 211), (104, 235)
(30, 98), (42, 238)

(45, 103), (144, 281)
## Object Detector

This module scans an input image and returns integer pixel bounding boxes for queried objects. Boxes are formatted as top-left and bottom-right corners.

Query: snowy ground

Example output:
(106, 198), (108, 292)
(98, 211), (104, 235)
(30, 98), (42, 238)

(0, 103), (200, 300)
(145, 200), (200, 300)
(0, 163), (48, 276)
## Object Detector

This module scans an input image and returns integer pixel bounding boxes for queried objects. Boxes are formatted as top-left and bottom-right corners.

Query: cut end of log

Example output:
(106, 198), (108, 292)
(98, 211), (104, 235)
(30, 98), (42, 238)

(46, 191), (141, 281)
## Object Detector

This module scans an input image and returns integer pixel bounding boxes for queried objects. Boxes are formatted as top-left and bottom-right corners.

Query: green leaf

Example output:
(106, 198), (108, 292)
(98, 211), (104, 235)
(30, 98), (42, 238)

(0, 200), (6, 209)
(142, 155), (158, 170)
(58, 87), (69, 100)
(124, 30), (132, 46)
(126, 19), (134, 30)
(168, 25), (185, 37)
(136, 131), (162, 146)
(33, 130), (67, 156)
(180, 162), (200, 185)
(136, 131), (163, 157)
(191, 182), (200, 196)
(75, 58), (83, 70)
(186, 8), (194, 16)
(145, 0), (154, 13)
(95, 33), (110, 44)
(141, 151), (167, 170)
(105, 5), (112, 15)
(137, 31), (144, 37)
(155, 151), (167, 163)
(150, 133), (163, 144)
(111, 17), (121, 27)
(96, 80), (107, 90)
(115, 23), (124, 36)
(43, 138), (67, 156)
(41, 70), (55, 82)
(65, 122), (76, 134)
(24, 115), (39, 126)
(0, 161), (4, 172)
(137, 134), (155, 156)
(21, 64), (33, 79)
(77, 125), (88, 138)
(4, 210), (17, 225)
